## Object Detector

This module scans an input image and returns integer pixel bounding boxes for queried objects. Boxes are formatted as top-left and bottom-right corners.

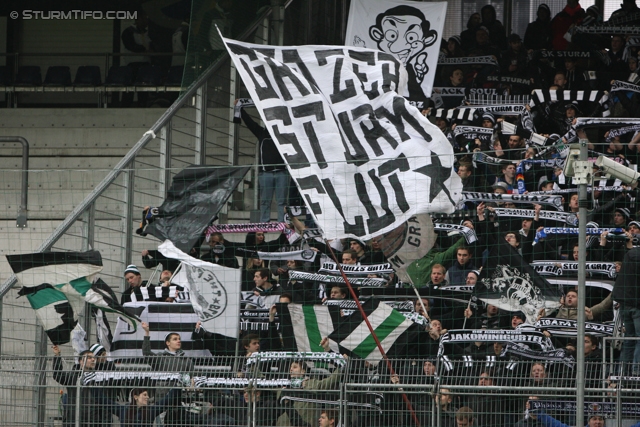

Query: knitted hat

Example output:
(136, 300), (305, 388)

(482, 112), (496, 124)
(586, 5), (600, 15)
(538, 177), (552, 190)
(512, 311), (526, 321)
(538, 4), (551, 15)
(492, 181), (509, 191)
(89, 343), (106, 357)
(615, 207), (632, 220)
(586, 221), (599, 228)
(628, 220), (640, 230)
(477, 26), (490, 34)
(124, 264), (140, 276)
(449, 35), (462, 46)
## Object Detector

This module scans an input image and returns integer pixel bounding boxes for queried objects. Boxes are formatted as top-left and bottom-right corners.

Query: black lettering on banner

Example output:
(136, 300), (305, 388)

(296, 175), (325, 215)
(378, 52), (401, 92)
(352, 103), (399, 154)
(376, 97), (433, 143)
(314, 49), (358, 104)
(349, 50), (380, 100)
(282, 49), (321, 95)
(264, 106), (310, 169)
(239, 58), (278, 101)
(264, 57), (311, 101)
(355, 172), (395, 234)
(227, 43), (258, 60)
(352, 64), (379, 100)
(378, 154), (410, 213)
(254, 48), (276, 58)
(388, 254), (404, 268)
(292, 101), (328, 169)
(337, 111), (370, 166)
(322, 178), (366, 236)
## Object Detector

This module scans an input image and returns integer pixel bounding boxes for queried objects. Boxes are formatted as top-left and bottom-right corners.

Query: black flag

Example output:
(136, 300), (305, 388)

(473, 241), (562, 323)
(144, 166), (250, 252)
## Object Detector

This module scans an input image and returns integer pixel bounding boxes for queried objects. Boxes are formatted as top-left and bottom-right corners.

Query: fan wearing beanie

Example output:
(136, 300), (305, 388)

(121, 264), (148, 305)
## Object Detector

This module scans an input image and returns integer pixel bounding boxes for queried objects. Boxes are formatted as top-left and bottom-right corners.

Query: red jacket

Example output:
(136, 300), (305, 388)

(550, 4), (585, 50)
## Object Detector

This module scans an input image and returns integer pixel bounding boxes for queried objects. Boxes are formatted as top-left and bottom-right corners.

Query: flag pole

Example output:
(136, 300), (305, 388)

(406, 277), (430, 322)
(324, 240), (422, 427)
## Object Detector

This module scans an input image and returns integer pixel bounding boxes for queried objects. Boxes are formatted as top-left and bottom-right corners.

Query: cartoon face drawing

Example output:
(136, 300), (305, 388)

(368, 5), (437, 82)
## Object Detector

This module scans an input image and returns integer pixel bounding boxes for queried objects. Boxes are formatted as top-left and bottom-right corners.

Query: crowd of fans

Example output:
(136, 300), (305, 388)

(48, 2), (640, 426)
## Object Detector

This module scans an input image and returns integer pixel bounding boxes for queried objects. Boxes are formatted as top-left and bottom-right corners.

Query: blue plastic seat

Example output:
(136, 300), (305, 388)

(166, 66), (184, 85)
(74, 66), (102, 86)
(134, 65), (167, 86)
(105, 66), (133, 86)
(44, 66), (72, 86)
(15, 66), (42, 86)
(0, 66), (11, 85)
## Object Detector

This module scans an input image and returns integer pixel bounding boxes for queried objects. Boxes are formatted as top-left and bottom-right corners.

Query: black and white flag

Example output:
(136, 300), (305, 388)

(223, 37), (462, 240)
(159, 240), (241, 339)
(345, 0), (447, 103)
(473, 241), (562, 323)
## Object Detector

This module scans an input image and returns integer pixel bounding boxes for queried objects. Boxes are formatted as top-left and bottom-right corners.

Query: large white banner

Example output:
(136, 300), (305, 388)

(223, 37), (462, 240)
(345, 0), (447, 104)
(159, 241), (240, 338)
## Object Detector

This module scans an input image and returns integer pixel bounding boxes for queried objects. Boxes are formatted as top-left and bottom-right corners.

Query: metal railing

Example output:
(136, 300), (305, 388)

(1, 354), (639, 427)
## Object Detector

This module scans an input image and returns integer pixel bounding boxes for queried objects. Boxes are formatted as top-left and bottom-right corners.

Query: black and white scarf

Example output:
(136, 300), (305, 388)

(432, 223), (478, 243)
(233, 98), (254, 123)
(288, 270), (388, 287)
(460, 192), (564, 210)
(535, 317), (615, 336)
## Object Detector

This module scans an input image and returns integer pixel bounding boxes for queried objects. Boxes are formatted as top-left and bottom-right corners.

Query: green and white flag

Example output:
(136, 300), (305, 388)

(278, 303), (340, 353)
(7, 251), (136, 345)
(329, 300), (419, 362)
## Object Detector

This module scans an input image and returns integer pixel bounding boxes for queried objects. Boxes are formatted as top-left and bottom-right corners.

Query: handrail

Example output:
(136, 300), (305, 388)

(0, 0), (293, 298)
(0, 137), (29, 228)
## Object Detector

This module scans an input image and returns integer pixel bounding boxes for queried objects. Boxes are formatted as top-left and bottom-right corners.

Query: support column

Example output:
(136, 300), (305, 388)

(195, 83), (208, 165)
(160, 122), (172, 198)
(123, 167), (135, 292)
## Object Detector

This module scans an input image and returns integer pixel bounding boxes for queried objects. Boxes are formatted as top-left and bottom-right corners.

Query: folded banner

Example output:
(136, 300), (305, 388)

(529, 400), (640, 418)
(236, 248), (318, 262)
(206, 222), (287, 235)
(288, 270), (389, 287)
(502, 342), (575, 368)
(159, 240), (241, 339)
(277, 303), (341, 353)
(531, 261), (618, 278)
(460, 192), (564, 210)
(432, 223), (477, 244)
(376, 214), (437, 282)
(144, 166), (250, 253)
(438, 329), (555, 354)
(7, 251), (136, 345)
(438, 56), (499, 67)
(606, 124), (640, 141)
(247, 351), (346, 367)
(345, 0), (447, 103)
(610, 80), (640, 94)
(529, 89), (610, 117)
(534, 227), (624, 245)
(223, 37), (462, 240)
(493, 208), (578, 226)
(535, 318), (614, 336)
(473, 241), (562, 323)
(318, 262), (395, 275)
(453, 125), (494, 147)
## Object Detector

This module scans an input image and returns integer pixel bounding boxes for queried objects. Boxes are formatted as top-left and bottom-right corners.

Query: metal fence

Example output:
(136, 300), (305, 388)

(1, 353), (640, 427)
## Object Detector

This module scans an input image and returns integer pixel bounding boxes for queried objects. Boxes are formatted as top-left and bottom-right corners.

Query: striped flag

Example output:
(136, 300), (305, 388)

(6, 251), (136, 345)
(329, 300), (420, 362)
(278, 303), (340, 353)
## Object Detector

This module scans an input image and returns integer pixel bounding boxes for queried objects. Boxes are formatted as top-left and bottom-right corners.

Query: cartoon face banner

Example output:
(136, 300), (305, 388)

(345, 0), (447, 106)
(223, 37), (462, 240)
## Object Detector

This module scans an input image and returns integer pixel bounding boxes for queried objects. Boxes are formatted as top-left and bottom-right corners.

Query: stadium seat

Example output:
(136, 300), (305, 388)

(105, 66), (133, 86)
(14, 66), (42, 86)
(166, 66), (184, 85)
(43, 66), (72, 86)
(74, 66), (102, 86)
(0, 66), (11, 85)
(134, 64), (167, 86)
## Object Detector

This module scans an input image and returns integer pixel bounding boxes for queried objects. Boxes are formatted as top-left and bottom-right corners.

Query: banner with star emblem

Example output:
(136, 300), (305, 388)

(223, 36), (462, 240)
